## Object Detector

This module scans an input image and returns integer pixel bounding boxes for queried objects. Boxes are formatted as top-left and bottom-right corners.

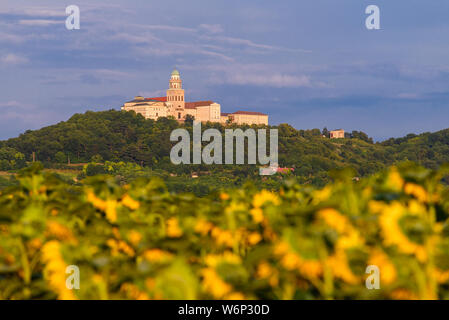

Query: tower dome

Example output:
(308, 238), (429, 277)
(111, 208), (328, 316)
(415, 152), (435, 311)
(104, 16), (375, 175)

(167, 68), (185, 114)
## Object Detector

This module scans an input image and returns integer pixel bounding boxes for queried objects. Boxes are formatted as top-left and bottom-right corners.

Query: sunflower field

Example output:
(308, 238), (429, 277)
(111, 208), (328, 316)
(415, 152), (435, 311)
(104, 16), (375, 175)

(1, 162), (449, 300)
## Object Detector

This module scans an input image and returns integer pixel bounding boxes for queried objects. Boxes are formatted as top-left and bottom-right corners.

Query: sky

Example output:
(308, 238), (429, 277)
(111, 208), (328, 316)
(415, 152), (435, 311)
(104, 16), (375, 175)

(1, 0), (449, 141)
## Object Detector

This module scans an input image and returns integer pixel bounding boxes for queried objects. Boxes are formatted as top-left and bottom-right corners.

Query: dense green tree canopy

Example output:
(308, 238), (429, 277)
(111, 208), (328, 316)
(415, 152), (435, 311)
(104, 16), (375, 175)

(2, 109), (449, 186)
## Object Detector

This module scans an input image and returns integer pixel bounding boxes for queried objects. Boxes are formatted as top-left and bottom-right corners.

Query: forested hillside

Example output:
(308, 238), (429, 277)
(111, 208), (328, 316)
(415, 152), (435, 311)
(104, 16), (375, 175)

(1, 109), (449, 187)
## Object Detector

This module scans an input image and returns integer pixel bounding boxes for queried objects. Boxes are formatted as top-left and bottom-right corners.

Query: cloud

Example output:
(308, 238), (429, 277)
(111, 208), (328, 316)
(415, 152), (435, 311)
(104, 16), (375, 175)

(0, 7), (66, 18)
(225, 73), (312, 88)
(134, 41), (234, 62)
(201, 35), (311, 54)
(0, 100), (55, 135)
(37, 68), (134, 85)
(107, 29), (234, 61)
(197, 63), (317, 88)
(209, 36), (277, 50)
(110, 32), (161, 44)
(0, 100), (39, 123)
(0, 31), (25, 43)
(0, 101), (24, 108)
(1, 53), (28, 65)
(198, 24), (224, 34)
(197, 49), (234, 62)
(108, 22), (304, 62)
(18, 19), (62, 26)
(142, 24), (196, 33)
(0, 4), (123, 19)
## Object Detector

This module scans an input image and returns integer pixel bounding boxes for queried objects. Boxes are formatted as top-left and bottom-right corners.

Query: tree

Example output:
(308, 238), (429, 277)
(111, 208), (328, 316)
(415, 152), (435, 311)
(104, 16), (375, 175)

(55, 151), (67, 163)
(185, 114), (195, 125)
(84, 163), (107, 176)
(351, 131), (373, 143)
(0, 147), (26, 170)
(91, 154), (103, 163)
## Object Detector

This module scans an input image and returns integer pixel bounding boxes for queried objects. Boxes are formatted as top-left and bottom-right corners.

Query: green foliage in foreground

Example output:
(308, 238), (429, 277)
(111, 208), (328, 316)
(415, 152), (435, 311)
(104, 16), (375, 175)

(0, 175), (17, 189)
(1, 163), (449, 300)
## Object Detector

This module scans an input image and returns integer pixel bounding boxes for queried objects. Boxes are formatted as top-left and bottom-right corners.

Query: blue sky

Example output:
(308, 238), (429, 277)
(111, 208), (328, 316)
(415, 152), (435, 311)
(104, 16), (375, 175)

(1, 0), (449, 140)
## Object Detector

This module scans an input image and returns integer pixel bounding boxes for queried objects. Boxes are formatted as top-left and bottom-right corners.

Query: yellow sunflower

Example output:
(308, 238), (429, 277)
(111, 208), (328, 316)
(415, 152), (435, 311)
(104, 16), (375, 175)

(379, 201), (427, 262)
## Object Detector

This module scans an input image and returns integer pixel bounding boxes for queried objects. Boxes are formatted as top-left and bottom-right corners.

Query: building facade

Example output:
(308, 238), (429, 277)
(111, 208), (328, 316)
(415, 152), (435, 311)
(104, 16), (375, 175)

(330, 129), (345, 139)
(121, 69), (268, 125)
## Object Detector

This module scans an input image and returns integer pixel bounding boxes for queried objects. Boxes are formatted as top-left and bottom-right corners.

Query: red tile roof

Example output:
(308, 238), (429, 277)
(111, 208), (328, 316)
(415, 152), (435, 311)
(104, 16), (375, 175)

(127, 96), (167, 103)
(146, 97), (167, 102)
(185, 101), (213, 109)
(232, 110), (267, 116)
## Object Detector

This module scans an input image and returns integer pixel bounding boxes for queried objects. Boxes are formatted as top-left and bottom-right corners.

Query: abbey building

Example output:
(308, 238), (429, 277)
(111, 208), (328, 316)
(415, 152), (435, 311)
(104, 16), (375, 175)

(121, 69), (268, 125)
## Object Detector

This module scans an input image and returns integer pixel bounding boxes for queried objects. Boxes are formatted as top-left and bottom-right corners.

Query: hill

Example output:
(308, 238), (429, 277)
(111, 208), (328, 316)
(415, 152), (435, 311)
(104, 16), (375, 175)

(1, 109), (449, 187)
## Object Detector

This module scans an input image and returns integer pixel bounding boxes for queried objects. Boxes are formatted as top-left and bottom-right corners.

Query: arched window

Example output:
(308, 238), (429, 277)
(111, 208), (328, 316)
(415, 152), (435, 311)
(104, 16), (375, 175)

(178, 112), (181, 119)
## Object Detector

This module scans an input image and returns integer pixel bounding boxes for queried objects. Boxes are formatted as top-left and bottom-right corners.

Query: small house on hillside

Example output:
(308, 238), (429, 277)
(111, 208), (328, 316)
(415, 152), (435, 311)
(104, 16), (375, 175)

(330, 129), (345, 139)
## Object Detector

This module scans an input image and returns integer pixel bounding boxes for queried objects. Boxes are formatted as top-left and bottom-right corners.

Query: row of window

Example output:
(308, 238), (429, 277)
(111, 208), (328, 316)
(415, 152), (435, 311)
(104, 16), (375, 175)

(168, 95), (184, 101)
